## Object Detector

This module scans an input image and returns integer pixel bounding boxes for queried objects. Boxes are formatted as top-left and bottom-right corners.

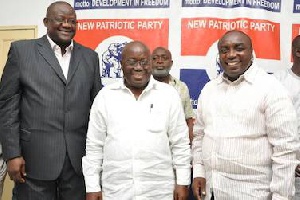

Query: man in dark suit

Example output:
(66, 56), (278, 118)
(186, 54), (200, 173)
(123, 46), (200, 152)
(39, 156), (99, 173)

(0, 1), (102, 199)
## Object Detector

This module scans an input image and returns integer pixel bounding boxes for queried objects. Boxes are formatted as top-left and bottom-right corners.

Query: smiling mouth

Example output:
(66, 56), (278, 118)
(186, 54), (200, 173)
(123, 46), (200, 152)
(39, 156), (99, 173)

(133, 72), (144, 78)
(226, 61), (240, 66)
(60, 30), (73, 35)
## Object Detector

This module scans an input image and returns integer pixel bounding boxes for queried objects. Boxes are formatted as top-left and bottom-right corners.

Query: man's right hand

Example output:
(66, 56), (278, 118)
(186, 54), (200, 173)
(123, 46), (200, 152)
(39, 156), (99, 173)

(7, 156), (26, 183)
(86, 192), (102, 200)
(192, 177), (206, 200)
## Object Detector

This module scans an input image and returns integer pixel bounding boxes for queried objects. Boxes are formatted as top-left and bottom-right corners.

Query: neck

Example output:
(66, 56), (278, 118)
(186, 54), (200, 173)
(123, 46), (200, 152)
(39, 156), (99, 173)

(131, 89), (143, 100)
(153, 75), (170, 83)
(60, 47), (66, 55)
(226, 75), (240, 82)
(58, 42), (71, 55)
(125, 82), (147, 100)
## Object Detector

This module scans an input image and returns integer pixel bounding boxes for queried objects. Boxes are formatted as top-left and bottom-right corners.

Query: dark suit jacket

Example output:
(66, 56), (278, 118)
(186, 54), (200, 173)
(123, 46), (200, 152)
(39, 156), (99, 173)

(0, 35), (102, 180)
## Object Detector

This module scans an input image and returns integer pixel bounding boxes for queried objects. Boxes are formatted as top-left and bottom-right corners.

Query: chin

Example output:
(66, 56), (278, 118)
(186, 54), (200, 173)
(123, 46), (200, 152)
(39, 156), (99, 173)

(131, 81), (148, 88)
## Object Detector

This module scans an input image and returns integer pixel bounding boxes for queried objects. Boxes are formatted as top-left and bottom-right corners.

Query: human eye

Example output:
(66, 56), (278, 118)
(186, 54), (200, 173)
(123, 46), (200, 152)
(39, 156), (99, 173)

(54, 18), (64, 23)
(140, 60), (149, 66)
(219, 47), (229, 54)
(126, 59), (137, 66)
(161, 55), (168, 61)
(235, 44), (246, 52)
(152, 56), (158, 61)
(68, 19), (77, 25)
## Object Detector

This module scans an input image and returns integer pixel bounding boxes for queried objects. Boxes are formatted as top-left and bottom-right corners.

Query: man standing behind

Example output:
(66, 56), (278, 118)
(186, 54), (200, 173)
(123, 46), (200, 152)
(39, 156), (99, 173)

(192, 30), (299, 199)
(151, 47), (195, 143)
(0, 1), (102, 199)
(274, 35), (300, 200)
(82, 41), (191, 200)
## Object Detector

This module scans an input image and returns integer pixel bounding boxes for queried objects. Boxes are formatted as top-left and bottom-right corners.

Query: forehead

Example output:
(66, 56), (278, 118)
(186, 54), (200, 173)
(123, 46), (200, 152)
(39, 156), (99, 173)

(219, 32), (251, 47)
(293, 36), (300, 47)
(123, 44), (150, 59)
(152, 48), (168, 56)
(48, 3), (76, 17)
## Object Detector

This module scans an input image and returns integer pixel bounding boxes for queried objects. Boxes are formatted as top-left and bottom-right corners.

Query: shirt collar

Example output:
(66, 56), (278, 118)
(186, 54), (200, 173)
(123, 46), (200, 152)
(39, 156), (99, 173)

(169, 75), (177, 86)
(46, 35), (74, 51)
(216, 63), (258, 85)
(111, 76), (158, 91)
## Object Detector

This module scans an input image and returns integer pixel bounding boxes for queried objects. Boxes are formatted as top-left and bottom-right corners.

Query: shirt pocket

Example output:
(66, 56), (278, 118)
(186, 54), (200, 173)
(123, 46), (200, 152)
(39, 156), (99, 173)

(146, 108), (166, 133)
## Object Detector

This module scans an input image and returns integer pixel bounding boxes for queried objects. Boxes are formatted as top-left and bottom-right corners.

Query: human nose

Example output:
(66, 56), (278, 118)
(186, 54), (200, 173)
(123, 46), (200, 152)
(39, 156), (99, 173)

(157, 56), (163, 62)
(133, 61), (144, 69)
(227, 49), (237, 58)
(62, 20), (72, 26)
(153, 56), (164, 63)
(62, 19), (77, 26)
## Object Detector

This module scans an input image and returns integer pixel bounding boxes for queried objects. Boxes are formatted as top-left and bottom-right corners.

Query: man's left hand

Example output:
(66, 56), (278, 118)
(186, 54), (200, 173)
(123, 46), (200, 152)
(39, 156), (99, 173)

(296, 164), (300, 177)
(174, 184), (189, 200)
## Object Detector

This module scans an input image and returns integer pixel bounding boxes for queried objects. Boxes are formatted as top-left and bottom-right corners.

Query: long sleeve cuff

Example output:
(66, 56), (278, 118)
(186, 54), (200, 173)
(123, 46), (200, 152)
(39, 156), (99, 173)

(84, 175), (102, 193)
(193, 164), (206, 178)
(176, 167), (191, 185)
(272, 192), (289, 200)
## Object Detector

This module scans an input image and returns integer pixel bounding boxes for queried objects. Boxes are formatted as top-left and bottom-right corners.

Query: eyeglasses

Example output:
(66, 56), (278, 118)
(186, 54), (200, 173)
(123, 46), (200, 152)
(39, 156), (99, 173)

(48, 18), (77, 26)
(125, 59), (150, 67)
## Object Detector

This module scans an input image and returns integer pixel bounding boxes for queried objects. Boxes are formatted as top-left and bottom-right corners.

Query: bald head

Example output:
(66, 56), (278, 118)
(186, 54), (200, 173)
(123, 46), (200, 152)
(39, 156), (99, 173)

(292, 35), (300, 64)
(152, 47), (172, 60)
(218, 30), (253, 50)
(46, 1), (74, 18)
(292, 35), (300, 48)
(121, 41), (150, 61)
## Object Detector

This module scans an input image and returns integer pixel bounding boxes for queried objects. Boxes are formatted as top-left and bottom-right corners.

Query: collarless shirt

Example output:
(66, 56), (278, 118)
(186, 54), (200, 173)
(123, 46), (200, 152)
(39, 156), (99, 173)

(47, 35), (73, 79)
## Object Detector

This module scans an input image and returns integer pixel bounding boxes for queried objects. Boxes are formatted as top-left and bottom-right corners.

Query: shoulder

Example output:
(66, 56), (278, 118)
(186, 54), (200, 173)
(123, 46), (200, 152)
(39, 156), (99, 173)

(272, 68), (290, 80)
(257, 68), (285, 87)
(172, 76), (188, 88)
(11, 38), (39, 48)
(156, 79), (179, 93)
(253, 68), (290, 98)
(200, 77), (218, 92)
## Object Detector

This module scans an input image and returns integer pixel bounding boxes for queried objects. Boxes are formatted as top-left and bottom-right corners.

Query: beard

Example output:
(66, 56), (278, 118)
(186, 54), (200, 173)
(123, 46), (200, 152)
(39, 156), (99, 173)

(152, 68), (170, 78)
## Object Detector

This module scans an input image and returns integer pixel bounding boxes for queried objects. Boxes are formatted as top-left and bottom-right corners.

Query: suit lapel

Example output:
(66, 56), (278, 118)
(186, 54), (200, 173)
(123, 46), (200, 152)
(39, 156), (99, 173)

(37, 36), (67, 84)
(67, 42), (82, 84)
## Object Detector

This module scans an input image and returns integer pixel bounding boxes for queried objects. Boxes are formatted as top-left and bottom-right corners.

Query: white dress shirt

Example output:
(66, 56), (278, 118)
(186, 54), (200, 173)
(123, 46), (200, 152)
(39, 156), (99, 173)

(47, 35), (73, 79)
(193, 64), (299, 200)
(82, 77), (191, 200)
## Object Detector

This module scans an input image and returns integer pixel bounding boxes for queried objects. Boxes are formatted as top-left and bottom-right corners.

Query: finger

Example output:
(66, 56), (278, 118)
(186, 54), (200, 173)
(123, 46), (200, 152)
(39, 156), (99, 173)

(11, 169), (25, 183)
(201, 181), (206, 197)
(193, 188), (201, 200)
(198, 195), (202, 200)
(200, 191), (206, 200)
(15, 173), (25, 183)
(8, 171), (19, 182)
(21, 163), (27, 177)
(13, 173), (21, 182)
(173, 191), (178, 200)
